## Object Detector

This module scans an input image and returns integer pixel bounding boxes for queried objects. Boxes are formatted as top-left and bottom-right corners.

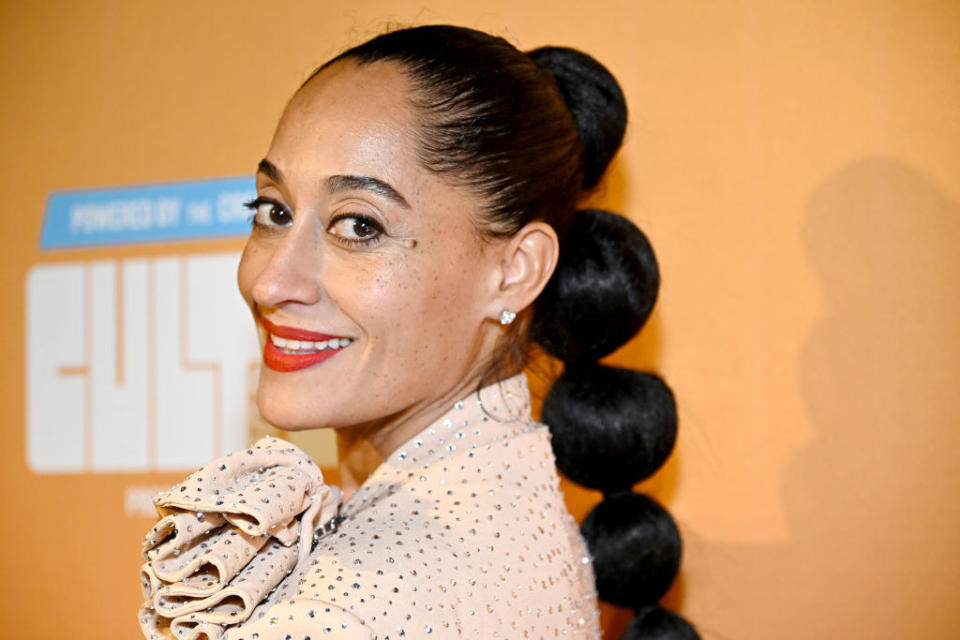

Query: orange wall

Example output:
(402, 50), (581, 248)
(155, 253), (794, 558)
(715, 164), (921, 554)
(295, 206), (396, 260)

(2, 2), (959, 639)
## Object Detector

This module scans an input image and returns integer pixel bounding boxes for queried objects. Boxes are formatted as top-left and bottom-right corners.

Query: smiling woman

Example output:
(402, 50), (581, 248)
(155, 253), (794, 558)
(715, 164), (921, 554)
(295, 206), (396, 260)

(238, 59), (512, 453)
(137, 24), (696, 640)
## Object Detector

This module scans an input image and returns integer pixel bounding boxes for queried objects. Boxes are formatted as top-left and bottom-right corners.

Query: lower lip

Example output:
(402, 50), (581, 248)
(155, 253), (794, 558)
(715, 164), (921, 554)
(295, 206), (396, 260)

(262, 340), (346, 372)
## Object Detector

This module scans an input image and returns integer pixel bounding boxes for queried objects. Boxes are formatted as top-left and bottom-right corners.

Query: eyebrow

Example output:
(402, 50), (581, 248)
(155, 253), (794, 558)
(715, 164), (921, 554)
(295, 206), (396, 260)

(256, 159), (410, 209)
(257, 158), (282, 182)
(325, 174), (410, 209)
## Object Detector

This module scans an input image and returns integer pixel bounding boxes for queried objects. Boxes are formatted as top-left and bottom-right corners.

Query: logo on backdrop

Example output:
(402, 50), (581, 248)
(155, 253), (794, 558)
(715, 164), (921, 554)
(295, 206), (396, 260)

(26, 178), (261, 473)
(40, 176), (254, 248)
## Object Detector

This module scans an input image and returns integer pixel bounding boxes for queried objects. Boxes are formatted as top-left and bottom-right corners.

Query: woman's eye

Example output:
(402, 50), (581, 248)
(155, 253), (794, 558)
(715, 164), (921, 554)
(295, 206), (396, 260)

(244, 198), (292, 228)
(328, 215), (384, 242)
(260, 202), (292, 226)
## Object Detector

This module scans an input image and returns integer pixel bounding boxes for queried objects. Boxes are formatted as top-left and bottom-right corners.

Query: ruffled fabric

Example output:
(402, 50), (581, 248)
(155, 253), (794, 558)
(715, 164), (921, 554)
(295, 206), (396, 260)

(138, 437), (342, 640)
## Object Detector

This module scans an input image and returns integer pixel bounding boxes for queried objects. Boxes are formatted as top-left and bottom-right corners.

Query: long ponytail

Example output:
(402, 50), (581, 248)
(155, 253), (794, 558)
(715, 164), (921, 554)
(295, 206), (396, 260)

(529, 47), (700, 640)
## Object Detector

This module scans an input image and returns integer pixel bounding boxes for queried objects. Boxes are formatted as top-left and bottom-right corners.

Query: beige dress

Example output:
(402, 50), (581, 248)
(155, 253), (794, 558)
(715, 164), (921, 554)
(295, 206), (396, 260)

(139, 374), (601, 639)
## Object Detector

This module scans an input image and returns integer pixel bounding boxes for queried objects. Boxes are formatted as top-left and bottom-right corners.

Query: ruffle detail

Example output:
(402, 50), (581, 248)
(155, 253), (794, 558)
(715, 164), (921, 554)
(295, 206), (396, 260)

(138, 437), (341, 640)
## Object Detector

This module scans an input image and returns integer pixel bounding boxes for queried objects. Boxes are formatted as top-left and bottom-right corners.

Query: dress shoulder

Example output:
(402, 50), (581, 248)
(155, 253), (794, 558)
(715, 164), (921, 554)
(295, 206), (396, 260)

(240, 418), (599, 639)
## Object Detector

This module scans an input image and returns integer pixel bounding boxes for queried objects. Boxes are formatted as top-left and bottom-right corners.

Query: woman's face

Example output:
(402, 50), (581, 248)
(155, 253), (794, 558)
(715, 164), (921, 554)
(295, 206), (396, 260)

(238, 60), (505, 431)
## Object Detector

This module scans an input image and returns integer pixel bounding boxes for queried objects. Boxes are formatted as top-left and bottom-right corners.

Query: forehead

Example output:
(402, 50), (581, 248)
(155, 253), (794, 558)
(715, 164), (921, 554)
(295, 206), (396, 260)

(269, 60), (420, 185)
(265, 59), (486, 240)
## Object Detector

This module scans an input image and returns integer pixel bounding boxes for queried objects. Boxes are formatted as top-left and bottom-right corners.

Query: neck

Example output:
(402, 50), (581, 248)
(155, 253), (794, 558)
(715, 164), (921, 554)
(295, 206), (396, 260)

(334, 370), (495, 501)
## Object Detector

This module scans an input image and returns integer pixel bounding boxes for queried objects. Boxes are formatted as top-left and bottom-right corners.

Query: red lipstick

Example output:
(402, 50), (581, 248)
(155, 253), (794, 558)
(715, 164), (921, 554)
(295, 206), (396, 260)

(260, 317), (352, 373)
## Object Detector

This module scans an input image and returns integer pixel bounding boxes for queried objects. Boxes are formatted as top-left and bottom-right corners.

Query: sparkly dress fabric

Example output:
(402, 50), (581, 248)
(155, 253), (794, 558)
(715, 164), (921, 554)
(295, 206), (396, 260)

(139, 374), (601, 639)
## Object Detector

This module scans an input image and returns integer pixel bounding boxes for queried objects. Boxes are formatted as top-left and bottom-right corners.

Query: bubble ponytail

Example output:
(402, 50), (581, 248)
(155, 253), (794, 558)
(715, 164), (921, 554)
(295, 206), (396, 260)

(529, 49), (700, 640)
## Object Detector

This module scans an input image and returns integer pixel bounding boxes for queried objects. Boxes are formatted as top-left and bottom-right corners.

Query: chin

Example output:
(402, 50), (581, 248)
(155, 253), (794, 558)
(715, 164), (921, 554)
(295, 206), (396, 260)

(256, 385), (331, 432)
(267, 418), (321, 432)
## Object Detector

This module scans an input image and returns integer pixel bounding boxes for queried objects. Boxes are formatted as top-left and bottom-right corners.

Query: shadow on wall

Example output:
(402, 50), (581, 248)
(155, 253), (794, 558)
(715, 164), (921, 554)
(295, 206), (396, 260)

(686, 157), (960, 640)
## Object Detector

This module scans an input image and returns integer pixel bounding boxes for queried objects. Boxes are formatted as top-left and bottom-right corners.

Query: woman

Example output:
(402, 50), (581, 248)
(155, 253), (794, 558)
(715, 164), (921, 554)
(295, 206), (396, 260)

(139, 25), (697, 640)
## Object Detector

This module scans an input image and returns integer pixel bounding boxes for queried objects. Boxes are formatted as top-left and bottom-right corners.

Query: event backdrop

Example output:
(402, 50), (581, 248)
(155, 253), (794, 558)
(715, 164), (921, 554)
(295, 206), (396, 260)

(1, 2), (958, 639)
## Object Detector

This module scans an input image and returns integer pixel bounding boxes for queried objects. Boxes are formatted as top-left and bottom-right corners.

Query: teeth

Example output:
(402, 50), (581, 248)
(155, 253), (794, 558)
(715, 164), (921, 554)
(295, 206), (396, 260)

(269, 333), (352, 352)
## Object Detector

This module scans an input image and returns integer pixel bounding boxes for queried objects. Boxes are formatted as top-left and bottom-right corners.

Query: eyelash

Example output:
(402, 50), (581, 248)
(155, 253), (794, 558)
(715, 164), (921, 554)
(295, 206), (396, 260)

(242, 197), (385, 248)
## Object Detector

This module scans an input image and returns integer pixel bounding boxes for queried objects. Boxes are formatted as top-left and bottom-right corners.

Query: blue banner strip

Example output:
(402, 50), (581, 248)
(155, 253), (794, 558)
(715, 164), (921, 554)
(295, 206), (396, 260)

(40, 176), (256, 249)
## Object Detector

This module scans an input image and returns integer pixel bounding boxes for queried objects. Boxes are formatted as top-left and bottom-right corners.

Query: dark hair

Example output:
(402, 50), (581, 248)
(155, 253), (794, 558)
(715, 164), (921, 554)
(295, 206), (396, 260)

(316, 25), (699, 639)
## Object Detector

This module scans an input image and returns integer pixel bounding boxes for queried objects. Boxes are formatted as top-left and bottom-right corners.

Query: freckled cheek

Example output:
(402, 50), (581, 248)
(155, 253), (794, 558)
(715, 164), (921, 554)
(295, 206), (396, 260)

(326, 259), (469, 353)
(323, 260), (415, 336)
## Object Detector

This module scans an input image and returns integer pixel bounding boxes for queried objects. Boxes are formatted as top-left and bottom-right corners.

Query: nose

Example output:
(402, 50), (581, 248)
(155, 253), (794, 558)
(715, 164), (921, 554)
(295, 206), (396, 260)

(247, 222), (325, 310)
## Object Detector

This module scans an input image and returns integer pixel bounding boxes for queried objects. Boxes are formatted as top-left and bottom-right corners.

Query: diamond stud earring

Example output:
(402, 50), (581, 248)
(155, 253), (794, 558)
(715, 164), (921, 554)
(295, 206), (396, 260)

(499, 309), (516, 325)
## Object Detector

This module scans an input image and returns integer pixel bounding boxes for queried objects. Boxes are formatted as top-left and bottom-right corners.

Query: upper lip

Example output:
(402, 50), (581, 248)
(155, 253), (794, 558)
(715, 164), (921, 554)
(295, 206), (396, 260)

(260, 317), (347, 342)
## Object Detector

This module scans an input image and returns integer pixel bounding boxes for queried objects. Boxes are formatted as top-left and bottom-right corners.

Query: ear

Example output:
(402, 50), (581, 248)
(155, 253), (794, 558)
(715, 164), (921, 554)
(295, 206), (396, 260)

(486, 221), (559, 321)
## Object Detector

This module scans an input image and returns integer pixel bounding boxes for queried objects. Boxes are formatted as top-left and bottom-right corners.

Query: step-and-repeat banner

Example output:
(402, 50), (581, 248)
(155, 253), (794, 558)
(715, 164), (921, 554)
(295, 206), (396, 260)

(23, 178), (341, 533)
(27, 178), (258, 478)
